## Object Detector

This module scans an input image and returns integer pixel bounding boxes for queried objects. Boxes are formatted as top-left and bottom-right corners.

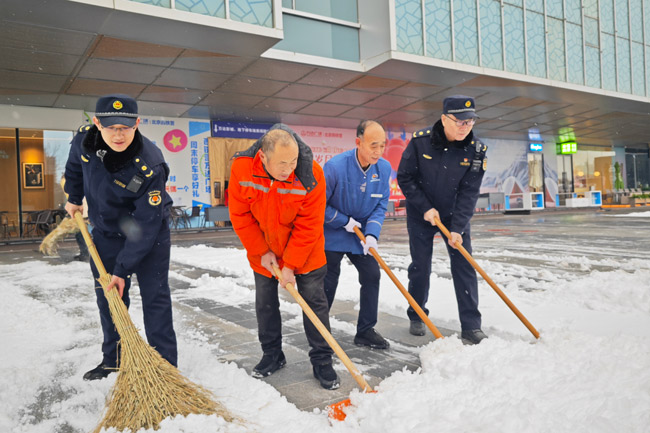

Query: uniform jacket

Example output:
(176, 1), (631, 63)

(323, 149), (391, 254)
(228, 124), (326, 278)
(64, 124), (172, 278)
(397, 120), (487, 234)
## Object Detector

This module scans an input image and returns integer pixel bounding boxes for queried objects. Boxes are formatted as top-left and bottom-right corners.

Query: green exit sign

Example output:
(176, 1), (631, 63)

(556, 128), (577, 154)
(556, 141), (577, 154)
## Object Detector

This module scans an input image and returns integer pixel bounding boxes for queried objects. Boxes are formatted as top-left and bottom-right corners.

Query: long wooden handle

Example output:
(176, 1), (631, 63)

(74, 212), (108, 277)
(353, 226), (444, 339)
(272, 265), (372, 392)
(433, 217), (540, 339)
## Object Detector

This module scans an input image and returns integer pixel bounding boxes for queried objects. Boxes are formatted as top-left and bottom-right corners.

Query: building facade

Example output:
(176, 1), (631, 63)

(1, 0), (649, 236)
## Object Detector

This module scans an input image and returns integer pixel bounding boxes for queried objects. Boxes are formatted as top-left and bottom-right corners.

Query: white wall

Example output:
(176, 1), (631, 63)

(0, 105), (84, 130)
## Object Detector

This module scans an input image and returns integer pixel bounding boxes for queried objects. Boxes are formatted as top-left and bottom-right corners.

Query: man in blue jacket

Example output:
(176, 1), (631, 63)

(397, 95), (488, 344)
(64, 94), (178, 379)
(323, 120), (391, 349)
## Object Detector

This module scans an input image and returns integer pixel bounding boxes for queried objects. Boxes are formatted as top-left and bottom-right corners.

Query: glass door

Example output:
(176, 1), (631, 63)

(0, 128), (19, 239)
(556, 154), (573, 206)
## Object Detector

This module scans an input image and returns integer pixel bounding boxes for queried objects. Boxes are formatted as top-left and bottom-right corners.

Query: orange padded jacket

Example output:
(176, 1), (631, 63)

(228, 133), (326, 278)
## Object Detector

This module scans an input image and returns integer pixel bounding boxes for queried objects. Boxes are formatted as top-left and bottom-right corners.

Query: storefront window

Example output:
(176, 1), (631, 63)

(625, 150), (650, 189)
(0, 128), (72, 239)
(572, 146), (615, 195)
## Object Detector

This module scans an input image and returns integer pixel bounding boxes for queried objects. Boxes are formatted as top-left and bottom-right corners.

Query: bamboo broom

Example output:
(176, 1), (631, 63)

(73, 212), (236, 432)
(39, 217), (79, 256)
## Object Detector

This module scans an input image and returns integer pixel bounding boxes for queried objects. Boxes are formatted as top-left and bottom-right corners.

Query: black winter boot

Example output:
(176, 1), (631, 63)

(252, 351), (286, 378)
(83, 363), (115, 381)
(313, 363), (340, 390)
(354, 328), (390, 349)
(461, 329), (488, 345)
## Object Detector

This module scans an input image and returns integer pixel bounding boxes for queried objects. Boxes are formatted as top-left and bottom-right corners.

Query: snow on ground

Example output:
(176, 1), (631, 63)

(2, 227), (650, 433)
(608, 211), (650, 217)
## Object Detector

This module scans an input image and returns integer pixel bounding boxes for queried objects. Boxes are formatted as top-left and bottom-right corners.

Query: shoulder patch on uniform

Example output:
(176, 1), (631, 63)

(413, 127), (431, 138)
(148, 190), (162, 206)
(483, 157), (488, 171)
(134, 156), (150, 172)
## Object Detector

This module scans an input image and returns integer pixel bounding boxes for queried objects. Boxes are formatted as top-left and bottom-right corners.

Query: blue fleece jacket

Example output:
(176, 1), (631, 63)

(323, 149), (391, 254)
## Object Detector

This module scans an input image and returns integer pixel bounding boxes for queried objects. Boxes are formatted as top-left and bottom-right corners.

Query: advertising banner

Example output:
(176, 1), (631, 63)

(138, 118), (212, 209)
(289, 124), (410, 204)
(212, 121), (271, 139)
(287, 124), (357, 166)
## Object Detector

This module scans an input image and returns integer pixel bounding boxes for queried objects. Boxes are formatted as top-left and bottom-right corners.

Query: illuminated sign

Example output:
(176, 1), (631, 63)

(556, 127), (577, 154)
(529, 143), (543, 152)
(528, 128), (542, 142)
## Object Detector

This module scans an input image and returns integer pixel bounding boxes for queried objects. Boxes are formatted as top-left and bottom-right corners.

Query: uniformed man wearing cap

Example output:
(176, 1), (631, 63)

(397, 95), (488, 344)
(64, 94), (178, 379)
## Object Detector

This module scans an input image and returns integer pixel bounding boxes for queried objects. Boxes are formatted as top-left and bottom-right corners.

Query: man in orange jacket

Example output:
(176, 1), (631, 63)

(229, 124), (340, 390)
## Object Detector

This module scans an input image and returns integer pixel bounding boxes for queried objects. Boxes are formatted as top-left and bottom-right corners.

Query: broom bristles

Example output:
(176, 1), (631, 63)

(92, 274), (236, 432)
(39, 217), (80, 256)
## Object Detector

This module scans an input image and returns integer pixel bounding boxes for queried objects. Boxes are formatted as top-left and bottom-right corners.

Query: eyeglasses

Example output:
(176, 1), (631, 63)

(102, 125), (136, 134)
(444, 114), (476, 127)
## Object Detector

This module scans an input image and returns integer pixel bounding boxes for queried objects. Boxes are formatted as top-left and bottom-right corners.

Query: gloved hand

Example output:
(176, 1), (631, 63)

(344, 217), (362, 233)
(362, 235), (378, 255)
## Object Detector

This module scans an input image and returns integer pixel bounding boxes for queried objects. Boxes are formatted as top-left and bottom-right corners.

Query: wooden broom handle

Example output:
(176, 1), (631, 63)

(74, 212), (108, 277)
(272, 265), (372, 392)
(433, 217), (540, 339)
(353, 226), (444, 339)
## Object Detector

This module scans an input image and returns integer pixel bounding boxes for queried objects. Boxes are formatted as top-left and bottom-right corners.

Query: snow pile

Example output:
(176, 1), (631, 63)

(2, 237), (649, 432)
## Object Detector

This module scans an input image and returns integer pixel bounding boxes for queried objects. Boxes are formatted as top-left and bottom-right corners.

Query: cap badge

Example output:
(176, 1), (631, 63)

(113, 100), (123, 110)
(465, 100), (472, 107)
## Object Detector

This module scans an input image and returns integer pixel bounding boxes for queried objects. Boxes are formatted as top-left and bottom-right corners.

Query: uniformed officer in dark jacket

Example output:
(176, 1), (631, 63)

(64, 94), (178, 379)
(397, 95), (488, 344)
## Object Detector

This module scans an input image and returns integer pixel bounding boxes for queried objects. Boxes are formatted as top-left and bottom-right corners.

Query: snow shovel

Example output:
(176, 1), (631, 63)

(73, 212), (235, 432)
(433, 217), (540, 339)
(353, 226), (444, 339)
(271, 264), (374, 421)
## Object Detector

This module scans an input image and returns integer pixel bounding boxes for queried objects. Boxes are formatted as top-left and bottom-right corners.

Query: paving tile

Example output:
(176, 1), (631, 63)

(15, 212), (633, 413)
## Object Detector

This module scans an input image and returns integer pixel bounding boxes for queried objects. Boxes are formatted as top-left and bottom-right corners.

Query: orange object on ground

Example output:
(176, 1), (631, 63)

(271, 265), (374, 421)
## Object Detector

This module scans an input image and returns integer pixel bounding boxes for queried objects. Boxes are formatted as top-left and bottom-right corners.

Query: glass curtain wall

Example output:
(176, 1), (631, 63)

(276, 0), (360, 61)
(396, 0), (650, 97)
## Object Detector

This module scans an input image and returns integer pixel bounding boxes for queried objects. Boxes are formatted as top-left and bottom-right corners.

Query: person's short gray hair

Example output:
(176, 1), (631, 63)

(261, 129), (297, 154)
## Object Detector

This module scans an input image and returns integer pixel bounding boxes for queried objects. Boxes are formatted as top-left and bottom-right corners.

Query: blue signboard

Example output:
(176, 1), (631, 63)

(529, 143), (543, 152)
(211, 121), (271, 139)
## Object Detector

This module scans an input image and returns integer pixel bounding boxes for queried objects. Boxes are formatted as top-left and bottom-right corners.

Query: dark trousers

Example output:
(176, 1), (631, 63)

(254, 265), (333, 366)
(406, 217), (481, 331)
(324, 250), (381, 334)
(90, 224), (178, 367)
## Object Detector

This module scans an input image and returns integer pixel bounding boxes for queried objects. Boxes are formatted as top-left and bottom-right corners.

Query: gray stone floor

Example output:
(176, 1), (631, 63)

(166, 254), (444, 411)
(2, 206), (649, 412)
